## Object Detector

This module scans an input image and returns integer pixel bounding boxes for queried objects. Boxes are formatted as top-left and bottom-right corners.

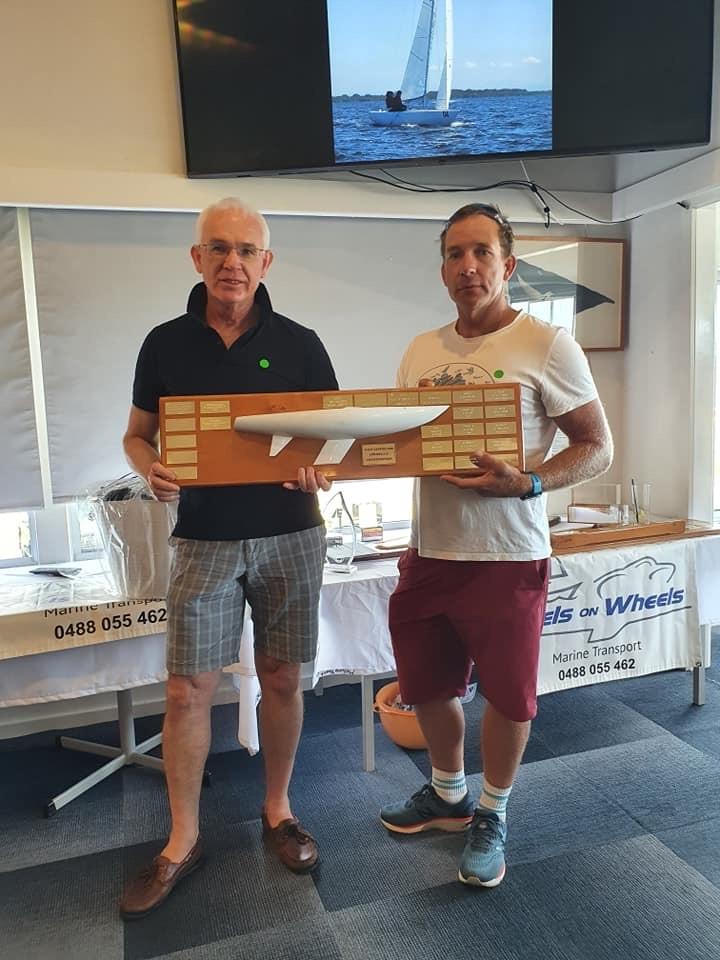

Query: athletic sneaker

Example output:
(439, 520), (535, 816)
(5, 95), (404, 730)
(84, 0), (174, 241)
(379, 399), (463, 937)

(458, 810), (507, 887)
(380, 783), (474, 834)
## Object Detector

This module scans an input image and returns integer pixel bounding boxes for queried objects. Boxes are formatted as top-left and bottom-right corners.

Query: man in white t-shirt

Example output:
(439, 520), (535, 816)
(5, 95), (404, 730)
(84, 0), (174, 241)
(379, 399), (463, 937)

(380, 203), (613, 888)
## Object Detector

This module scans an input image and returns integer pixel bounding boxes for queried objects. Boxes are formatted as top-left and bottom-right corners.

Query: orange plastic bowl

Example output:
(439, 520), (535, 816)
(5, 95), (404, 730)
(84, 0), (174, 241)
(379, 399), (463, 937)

(374, 681), (428, 750)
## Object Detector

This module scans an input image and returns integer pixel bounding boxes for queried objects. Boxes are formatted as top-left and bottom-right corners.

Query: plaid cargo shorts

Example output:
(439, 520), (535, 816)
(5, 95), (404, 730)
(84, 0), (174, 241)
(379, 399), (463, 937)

(166, 524), (326, 675)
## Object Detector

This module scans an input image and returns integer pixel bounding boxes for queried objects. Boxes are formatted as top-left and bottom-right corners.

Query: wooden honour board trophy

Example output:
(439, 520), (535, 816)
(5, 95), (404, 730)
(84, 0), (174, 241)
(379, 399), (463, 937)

(159, 384), (525, 486)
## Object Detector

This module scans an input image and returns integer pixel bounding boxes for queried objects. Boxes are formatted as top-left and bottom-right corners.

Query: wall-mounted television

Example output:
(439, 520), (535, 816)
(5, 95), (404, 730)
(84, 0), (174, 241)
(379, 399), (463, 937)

(171, 0), (714, 178)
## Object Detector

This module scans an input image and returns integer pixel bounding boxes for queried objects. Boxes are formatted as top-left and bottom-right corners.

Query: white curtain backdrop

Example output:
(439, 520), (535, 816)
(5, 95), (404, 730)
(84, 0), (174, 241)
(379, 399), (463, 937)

(31, 209), (198, 500)
(0, 209), (43, 509)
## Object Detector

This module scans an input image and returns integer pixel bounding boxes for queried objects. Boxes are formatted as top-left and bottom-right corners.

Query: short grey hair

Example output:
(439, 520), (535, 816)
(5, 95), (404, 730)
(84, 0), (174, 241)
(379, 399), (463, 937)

(195, 197), (270, 248)
(440, 203), (514, 259)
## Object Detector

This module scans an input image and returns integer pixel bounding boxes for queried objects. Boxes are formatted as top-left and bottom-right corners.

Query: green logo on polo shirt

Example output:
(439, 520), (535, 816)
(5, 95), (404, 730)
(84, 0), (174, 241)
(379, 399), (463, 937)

(259, 358), (270, 369)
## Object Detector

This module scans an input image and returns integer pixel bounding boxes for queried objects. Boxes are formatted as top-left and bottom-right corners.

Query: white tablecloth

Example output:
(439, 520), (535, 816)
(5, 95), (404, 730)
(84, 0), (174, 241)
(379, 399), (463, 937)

(1, 538), (718, 753)
(0, 560), (401, 753)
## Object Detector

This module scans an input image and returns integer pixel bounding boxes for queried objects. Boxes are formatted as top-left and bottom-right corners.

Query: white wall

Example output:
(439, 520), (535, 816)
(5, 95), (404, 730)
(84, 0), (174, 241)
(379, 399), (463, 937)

(3, 1), (182, 173)
(623, 206), (695, 517)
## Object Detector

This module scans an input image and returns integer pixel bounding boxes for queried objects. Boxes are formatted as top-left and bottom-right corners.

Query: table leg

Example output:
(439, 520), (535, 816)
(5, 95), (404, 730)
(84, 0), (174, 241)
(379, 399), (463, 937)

(693, 624), (711, 706)
(46, 688), (165, 816)
(361, 676), (376, 772)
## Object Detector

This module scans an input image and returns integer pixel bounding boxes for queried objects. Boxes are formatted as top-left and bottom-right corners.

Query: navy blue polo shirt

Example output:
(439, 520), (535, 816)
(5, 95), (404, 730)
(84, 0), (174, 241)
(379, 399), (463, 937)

(132, 282), (339, 540)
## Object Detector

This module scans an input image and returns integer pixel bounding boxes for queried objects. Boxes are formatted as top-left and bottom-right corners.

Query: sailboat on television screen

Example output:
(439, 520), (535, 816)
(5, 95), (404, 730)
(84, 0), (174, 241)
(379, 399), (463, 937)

(371, 0), (457, 127)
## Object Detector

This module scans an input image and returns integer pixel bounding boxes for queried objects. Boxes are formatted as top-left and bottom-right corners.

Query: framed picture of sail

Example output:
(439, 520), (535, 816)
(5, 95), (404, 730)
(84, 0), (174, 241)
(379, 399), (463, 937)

(509, 237), (626, 351)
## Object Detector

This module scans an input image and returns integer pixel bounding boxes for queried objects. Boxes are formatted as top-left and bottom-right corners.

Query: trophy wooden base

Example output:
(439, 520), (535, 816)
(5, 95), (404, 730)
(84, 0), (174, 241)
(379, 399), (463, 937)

(159, 384), (525, 485)
(551, 518), (687, 551)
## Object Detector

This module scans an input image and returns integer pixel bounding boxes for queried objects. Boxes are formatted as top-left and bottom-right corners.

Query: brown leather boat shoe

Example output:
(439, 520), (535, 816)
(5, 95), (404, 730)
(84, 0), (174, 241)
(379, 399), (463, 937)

(119, 837), (203, 919)
(262, 812), (319, 873)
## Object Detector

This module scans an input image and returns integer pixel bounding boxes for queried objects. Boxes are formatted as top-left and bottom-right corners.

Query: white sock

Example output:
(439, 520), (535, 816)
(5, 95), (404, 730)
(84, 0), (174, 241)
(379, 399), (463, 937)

(431, 767), (467, 805)
(477, 778), (512, 822)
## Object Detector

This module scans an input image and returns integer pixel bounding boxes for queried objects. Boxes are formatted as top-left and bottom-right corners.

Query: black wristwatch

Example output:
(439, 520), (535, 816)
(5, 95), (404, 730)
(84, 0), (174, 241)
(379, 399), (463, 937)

(520, 472), (543, 500)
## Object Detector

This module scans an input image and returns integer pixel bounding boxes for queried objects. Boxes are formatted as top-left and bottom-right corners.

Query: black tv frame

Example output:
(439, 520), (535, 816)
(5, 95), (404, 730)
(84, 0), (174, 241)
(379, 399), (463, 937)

(171, 0), (714, 180)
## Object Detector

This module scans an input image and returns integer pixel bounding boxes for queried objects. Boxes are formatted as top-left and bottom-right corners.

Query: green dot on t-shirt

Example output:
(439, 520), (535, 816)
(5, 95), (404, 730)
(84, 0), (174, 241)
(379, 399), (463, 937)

(494, 369), (504, 379)
(259, 358), (270, 369)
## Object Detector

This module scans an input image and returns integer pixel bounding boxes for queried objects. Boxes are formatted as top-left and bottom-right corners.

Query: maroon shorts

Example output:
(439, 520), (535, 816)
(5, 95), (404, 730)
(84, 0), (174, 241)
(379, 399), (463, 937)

(388, 550), (549, 722)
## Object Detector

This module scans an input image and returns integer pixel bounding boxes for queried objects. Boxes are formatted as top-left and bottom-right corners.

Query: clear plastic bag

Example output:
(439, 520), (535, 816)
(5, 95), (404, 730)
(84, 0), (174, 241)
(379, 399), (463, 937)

(322, 489), (358, 573)
(88, 474), (177, 599)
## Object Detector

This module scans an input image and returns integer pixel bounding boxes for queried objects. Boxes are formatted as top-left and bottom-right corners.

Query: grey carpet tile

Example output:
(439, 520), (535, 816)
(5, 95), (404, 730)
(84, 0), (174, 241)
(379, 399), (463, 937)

(654, 816), (720, 889)
(531, 683), (667, 755)
(121, 725), (407, 851)
(205, 696), (355, 756)
(603, 667), (720, 736)
(0, 846), (124, 960)
(4, 679), (720, 960)
(150, 915), (344, 960)
(126, 745), (640, 918)
(122, 821), (326, 960)
(679, 724), (720, 762)
(0, 754), (125, 874)
(199, 748), (268, 825)
(467, 757), (645, 869)
(0, 743), (123, 815)
(181, 684), (372, 758)
(120, 766), (172, 847)
(0, 728), (65, 753)
(300, 682), (369, 739)
(514, 833), (720, 960)
(304, 764), (466, 912)
(120, 761), (231, 848)
(561, 733), (720, 831)
(205, 724), (406, 830)
(707, 629), (719, 676)
(207, 701), (252, 755)
(292, 722), (402, 779)
(329, 876), (577, 960)
(204, 754), (306, 829)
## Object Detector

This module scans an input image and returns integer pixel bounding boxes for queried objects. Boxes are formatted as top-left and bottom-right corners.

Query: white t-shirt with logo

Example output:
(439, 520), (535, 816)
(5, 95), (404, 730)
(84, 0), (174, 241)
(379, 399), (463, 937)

(397, 311), (599, 561)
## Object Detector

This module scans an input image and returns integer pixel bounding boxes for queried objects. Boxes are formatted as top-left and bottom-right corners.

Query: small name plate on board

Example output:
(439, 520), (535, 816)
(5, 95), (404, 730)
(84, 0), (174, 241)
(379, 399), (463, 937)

(159, 384), (525, 486)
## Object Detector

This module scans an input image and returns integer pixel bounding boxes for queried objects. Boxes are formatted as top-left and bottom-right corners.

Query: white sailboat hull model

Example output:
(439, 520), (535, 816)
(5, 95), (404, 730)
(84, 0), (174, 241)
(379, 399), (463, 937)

(371, 0), (456, 127)
(234, 404), (449, 465)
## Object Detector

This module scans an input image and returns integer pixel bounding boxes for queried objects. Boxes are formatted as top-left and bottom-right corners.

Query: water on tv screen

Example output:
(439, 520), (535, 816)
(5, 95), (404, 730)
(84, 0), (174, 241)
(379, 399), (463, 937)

(172, 0), (712, 177)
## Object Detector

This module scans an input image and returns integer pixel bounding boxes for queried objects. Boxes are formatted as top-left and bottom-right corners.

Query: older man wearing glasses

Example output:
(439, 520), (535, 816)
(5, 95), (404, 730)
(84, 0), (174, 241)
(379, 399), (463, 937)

(120, 198), (337, 918)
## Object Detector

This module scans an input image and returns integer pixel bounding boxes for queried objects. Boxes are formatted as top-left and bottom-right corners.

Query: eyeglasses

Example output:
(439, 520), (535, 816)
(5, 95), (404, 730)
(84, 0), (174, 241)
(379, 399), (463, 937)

(443, 204), (510, 232)
(196, 242), (268, 261)
(474, 203), (506, 219)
